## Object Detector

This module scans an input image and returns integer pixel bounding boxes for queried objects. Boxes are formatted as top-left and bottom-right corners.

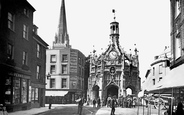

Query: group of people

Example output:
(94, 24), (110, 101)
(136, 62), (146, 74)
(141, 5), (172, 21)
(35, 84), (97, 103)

(105, 95), (137, 108)
(92, 97), (101, 108)
(164, 102), (184, 115)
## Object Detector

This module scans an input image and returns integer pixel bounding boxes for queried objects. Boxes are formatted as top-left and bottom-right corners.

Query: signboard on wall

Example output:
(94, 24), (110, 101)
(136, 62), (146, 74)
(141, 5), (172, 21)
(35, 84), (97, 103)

(70, 50), (78, 74)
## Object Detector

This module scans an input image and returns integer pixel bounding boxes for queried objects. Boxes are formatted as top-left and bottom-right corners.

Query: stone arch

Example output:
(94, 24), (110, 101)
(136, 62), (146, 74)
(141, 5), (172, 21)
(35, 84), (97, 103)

(92, 85), (99, 100)
(126, 85), (136, 96)
(106, 84), (119, 98)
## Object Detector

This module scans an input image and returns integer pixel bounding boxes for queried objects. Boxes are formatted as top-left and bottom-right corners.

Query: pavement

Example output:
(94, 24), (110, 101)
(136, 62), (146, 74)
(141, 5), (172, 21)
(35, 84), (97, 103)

(8, 104), (78, 115)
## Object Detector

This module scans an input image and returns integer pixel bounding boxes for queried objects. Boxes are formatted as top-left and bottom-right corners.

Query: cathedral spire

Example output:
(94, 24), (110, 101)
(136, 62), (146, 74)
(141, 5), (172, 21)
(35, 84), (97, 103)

(53, 0), (70, 48)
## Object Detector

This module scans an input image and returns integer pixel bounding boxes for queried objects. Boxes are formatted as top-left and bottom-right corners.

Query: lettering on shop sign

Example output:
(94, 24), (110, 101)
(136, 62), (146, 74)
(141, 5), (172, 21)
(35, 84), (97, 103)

(8, 72), (30, 79)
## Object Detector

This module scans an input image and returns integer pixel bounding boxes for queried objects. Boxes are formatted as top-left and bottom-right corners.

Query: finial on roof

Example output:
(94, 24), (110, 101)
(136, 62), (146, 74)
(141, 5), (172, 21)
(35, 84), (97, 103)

(112, 9), (116, 21)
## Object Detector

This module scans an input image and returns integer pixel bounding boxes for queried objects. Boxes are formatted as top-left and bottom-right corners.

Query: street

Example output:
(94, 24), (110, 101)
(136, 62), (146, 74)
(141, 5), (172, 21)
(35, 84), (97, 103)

(35, 105), (99, 115)
(35, 104), (166, 115)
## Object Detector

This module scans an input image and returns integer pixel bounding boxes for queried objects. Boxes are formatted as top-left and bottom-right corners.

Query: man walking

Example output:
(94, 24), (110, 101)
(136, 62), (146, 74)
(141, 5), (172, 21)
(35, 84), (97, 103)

(110, 96), (117, 115)
(48, 95), (53, 109)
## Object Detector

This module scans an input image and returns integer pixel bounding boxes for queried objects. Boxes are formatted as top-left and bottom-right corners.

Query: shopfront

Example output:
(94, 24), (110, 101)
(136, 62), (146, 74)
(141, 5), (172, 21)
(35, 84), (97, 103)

(5, 72), (31, 112)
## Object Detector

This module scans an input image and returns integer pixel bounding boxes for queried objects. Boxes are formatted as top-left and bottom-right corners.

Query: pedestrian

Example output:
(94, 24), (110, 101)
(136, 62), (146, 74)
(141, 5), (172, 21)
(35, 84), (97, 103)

(110, 95), (117, 115)
(48, 95), (53, 109)
(132, 99), (136, 108)
(97, 97), (101, 108)
(93, 99), (96, 108)
(164, 104), (175, 115)
(175, 102), (184, 115)
(0, 103), (8, 115)
(78, 96), (84, 115)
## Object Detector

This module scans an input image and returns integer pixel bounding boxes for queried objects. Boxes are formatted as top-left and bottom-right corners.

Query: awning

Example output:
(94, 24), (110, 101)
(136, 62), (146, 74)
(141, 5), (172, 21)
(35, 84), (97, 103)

(148, 63), (184, 93)
(46, 91), (68, 96)
(159, 63), (184, 89)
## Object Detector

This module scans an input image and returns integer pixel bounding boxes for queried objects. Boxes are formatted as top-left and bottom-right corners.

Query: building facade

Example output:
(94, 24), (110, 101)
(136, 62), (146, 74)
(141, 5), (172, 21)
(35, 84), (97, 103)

(170, 0), (184, 68)
(45, 0), (86, 104)
(0, 0), (48, 112)
(142, 47), (172, 92)
(87, 12), (141, 103)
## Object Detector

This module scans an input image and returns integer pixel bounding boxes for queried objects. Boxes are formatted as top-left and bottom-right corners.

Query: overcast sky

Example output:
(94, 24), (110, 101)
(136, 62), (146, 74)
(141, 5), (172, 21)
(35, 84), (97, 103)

(27, 0), (171, 82)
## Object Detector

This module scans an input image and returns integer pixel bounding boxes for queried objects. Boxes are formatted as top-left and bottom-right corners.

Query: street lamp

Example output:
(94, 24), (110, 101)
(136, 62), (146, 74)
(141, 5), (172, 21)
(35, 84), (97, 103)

(46, 72), (51, 79)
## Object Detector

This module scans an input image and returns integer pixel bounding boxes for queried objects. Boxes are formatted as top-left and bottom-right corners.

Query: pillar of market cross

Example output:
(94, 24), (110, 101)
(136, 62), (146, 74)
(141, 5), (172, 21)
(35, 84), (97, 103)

(87, 10), (141, 102)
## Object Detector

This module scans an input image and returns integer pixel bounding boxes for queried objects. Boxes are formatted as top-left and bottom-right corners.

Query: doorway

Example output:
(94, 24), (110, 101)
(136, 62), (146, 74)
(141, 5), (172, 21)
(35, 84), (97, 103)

(107, 85), (118, 98)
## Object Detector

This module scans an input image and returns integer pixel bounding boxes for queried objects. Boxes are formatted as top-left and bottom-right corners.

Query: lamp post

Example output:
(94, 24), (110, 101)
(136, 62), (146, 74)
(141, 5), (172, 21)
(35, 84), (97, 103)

(46, 73), (51, 80)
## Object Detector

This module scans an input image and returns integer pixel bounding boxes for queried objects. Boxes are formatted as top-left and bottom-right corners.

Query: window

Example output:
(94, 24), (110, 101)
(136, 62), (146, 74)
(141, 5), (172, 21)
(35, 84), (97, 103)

(152, 67), (155, 76)
(23, 8), (29, 17)
(62, 65), (67, 74)
(62, 54), (68, 62)
(37, 44), (40, 58)
(61, 78), (67, 88)
(159, 77), (162, 81)
(23, 24), (29, 40)
(21, 79), (27, 103)
(31, 87), (38, 103)
(50, 65), (56, 74)
(159, 64), (163, 74)
(50, 78), (55, 88)
(153, 79), (155, 85)
(36, 65), (40, 79)
(8, 12), (14, 30)
(79, 57), (81, 64)
(13, 77), (21, 104)
(50, 55), (56, 63)
(22, 51), (28, 65)
(7, 44), (13, 59)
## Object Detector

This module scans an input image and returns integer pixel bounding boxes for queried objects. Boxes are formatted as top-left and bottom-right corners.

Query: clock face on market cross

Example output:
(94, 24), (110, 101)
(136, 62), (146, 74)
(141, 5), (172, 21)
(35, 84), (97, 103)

(109, 51), (117, 59)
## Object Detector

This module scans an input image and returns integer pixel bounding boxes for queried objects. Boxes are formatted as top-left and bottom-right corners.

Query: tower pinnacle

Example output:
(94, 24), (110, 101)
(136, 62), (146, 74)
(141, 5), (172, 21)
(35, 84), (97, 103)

(53, 0), (70, 48)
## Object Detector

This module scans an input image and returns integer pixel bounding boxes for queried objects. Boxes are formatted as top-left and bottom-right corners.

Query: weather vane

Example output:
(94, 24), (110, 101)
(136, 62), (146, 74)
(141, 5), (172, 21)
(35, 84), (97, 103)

(112, 9), (116, 21)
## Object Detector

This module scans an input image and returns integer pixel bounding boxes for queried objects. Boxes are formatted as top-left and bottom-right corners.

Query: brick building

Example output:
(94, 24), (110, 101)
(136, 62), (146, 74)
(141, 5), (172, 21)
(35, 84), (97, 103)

(0, 0), (48, 112)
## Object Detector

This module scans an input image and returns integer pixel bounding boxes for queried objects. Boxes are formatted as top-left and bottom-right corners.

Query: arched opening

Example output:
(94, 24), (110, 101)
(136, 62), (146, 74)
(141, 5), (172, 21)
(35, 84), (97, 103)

(107, 85), (118, 98)
(92, 85), (99, 99)
(126, 88), (132, 95)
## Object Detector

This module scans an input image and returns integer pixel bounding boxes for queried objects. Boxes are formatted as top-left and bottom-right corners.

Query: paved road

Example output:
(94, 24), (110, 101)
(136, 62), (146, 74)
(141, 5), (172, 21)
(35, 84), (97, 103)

(35, 105), (166, 115)
(36, 105), (99, 115)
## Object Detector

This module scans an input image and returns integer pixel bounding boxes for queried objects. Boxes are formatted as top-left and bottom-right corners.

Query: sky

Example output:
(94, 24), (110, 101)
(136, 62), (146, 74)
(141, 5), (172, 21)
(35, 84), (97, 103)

(27, 0), (171, 82)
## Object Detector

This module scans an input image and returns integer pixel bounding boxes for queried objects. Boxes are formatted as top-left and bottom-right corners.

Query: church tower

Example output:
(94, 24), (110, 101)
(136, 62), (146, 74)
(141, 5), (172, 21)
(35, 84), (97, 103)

(53, 0), (70, 49)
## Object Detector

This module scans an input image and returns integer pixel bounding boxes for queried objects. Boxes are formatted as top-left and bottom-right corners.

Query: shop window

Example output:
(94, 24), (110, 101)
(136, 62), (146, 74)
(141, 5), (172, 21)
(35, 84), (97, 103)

(31, 88), (35, 102)
(35, 88), (38, 101)
(21, 79), (27, 103)
(31, 87), (39, 103)
(5, 77), (12, 104)
(61, 78), (67, 88)
(13, 77), (21, 104)
(29, 85), (31, 102)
